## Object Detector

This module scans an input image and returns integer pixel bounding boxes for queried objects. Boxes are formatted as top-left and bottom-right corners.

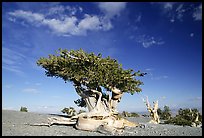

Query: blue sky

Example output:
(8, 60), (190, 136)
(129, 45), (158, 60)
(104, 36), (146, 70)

(2, 2), (202, 114)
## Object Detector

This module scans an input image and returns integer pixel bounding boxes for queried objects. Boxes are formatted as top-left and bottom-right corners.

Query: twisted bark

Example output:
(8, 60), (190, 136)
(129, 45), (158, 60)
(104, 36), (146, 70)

(142, 96), (160, 124)
(30, 85), (140, 134)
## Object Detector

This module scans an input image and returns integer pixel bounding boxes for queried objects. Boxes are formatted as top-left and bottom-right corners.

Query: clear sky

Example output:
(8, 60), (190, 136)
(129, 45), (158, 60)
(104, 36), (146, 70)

(2, 2), (202, 114)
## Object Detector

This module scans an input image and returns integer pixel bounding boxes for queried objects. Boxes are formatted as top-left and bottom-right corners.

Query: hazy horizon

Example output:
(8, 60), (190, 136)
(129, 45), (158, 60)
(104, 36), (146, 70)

(2, 105), (202, 116)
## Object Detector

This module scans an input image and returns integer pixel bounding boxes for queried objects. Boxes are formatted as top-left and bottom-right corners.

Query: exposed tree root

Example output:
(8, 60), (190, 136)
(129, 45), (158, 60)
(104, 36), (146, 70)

(27, 85), (141, 134)
(27, 113), (140, 134)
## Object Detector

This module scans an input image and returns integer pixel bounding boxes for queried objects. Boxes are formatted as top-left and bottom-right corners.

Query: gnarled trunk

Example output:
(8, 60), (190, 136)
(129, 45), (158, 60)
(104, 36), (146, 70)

(31, 84), (140, 134)
(73, 84), (139, 133)
(142, 96), (160, 124)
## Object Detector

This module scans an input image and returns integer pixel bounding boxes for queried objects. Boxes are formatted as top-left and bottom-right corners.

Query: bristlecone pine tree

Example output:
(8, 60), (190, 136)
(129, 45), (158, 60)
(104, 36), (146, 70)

(36, 48), (146, 133)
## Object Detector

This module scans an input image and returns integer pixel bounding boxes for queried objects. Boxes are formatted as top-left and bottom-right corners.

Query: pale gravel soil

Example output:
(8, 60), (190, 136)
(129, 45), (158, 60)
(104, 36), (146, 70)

(2, 110), (202, 136)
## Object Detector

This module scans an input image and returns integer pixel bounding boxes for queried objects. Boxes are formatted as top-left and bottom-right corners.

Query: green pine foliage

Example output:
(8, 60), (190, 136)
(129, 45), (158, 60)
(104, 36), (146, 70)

(74, 98), (87, 108)
(157, 105), (172, 120)
(20, 106), (28, 112)
(61, 107), (76, 116)
(37, 48), (145, 95)
(129, 112), (140, 117)
(164, 108), (202, 126)
(120, 111), (140, 117)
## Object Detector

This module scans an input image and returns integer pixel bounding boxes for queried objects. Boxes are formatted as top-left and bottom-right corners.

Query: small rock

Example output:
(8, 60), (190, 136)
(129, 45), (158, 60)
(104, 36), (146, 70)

(140, 124), (146, 128)
(163, 131), (168, 134)
(154, 131), (158, 134)
(191, 122), (196, 127)
(197, 124), (202, 128)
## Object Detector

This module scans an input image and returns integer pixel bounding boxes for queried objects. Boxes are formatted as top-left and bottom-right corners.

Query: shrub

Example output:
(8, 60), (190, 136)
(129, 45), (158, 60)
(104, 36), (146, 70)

(164, 108), (202, 126)
(121, 111), (128, 117)
(61, 107), (76, 116)
(20, 106), (28, 112)
(157, 108), (162, 117)
(158, 105), (172, 120)
(164, 116), (192, 126)
(129, 112), (140, 117)
(120, 111), (140, 117)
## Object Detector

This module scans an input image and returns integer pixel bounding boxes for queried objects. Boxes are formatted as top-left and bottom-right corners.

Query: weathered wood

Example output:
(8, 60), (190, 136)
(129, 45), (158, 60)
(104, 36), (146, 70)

(29, 84), (139, 134)
(142, 96), (160, 124)
(28, 113), (140, 134)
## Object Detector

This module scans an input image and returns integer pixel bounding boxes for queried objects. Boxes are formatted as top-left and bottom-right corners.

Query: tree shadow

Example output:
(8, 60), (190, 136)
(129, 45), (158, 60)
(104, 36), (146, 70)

(48, 113), (71, 118)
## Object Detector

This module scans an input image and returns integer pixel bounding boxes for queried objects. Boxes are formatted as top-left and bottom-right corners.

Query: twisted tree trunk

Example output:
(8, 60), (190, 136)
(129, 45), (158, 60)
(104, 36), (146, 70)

(143, 96), (160, 124)
(73, 84), (139, 133)
(30, 84), (140, 134)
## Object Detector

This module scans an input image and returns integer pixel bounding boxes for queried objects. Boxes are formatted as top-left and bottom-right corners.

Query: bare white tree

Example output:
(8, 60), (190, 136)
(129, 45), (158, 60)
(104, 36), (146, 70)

(142, 96), (160, 124)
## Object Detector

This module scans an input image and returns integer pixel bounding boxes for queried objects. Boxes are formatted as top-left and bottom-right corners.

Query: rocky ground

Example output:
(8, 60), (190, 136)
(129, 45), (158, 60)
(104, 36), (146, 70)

(2, 110), (202, 136)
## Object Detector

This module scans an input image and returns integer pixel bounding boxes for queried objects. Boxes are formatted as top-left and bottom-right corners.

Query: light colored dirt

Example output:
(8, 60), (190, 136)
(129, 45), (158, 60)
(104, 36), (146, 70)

(2, 110), (202, 136)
